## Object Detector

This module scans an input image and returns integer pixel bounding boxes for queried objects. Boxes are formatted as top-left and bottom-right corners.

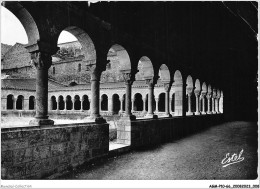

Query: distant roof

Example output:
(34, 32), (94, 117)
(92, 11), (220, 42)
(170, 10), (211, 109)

(1, 43), (12, 57)
(1, 78), (164, 92)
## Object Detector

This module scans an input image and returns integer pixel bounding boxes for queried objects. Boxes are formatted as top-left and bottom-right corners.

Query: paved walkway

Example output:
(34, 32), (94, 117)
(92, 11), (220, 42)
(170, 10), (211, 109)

(58, 121), (258, 180)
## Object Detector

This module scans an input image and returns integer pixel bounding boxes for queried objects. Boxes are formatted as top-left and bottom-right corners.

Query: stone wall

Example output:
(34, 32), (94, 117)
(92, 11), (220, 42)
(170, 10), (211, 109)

(117, 114), (224, 147)
(1, 122), (109, 179)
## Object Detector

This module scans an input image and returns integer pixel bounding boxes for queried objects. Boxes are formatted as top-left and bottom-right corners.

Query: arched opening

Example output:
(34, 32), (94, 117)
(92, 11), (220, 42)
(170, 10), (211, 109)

(74, 95), (81, 110)
(7, 94), (14, 110)
(171, 93), (175, 112)
(122, 94), (126, 111)
(51, 96), (57, 110)
(102, 44), (131, 83)
(56, 27), (96, 85)
(29, 96), (35, 110)
(133, 93), (143, 111)
(173, 70), (183, 116)
(145, 94), (148, 111)
(159, 64), (171, 82)
(158, 93), (166, 112)
(135, 56), (154, 81)
(112, 94), (120, 114)
(58, 96), (65, 110)
(82, 95), (90, 110)
(78, 64), (81, 72)
(16, 95), (24, 110)
(101, 94), (108, 111)
(66, 95), (72, 110)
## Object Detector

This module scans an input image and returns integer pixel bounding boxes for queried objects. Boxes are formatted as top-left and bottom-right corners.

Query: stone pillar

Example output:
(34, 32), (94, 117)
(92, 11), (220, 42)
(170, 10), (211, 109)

(186, 87), (193, 116)
(87, 66), (104, 122)
(170, 97), (172, 113)
(163, 83), (172, 117)
(120, 97), (124, 113)
(212, 97), (216, 114)
(143, 97), (146, 112)
(72, 100), (74, 111)
(28, 51), (54, 126)
(174, 82), (183, 116)
(207, 94), (212, 114)
(201, 93), (206, 114)
(108, 97), (113, 114)
(131, 98), (135, 112)
(24, 99), (29, 110)
(122, 72), (135, 120)
(219, 93), (224, 113)
(195, 91), (201, 115)
(145, 78), (157, 118)
(48, 99), (52, 111)
(81, 99), (83, 111)
(155, 98), (159, 112)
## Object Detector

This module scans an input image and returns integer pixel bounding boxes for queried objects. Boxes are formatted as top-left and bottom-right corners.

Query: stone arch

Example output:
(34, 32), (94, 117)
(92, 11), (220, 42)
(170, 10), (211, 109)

(101, 94), (108, 111)
(74, 95), (81, 110)
(3, 2), (40, 45)
(159, 64), (171, 82)
(16, 95), (24, 110)
(173, 70), (183, 116)
(7, 94), (14, 110)
(82, 95), (90, 110)
(58, 96), (65, 110)
(57, 26), (96, 62)
(135, 56), (154, 80)
(29, 96), (35, 110)
(133, 93), (143, 111)
(158, 93), (166, 112)
(112, 94), (120, 114)
(66, 95), (72, 110)
(51, 96), (57, 110)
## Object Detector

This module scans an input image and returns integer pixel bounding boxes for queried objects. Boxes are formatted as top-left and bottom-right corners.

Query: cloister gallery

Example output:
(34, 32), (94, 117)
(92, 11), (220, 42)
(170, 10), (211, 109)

(1, 1), (257, 180)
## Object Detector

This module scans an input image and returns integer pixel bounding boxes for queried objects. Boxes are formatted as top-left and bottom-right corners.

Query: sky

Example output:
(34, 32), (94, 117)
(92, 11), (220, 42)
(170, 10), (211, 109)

(1, 6), (77, 46)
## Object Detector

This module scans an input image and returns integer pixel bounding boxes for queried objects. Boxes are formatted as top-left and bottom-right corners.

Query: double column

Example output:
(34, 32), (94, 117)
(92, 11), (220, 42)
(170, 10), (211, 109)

(201, 92), (206, 114)
(122, 72), (135, 120)
(145, 78), (157, 119)
(26, 41), (58, 126)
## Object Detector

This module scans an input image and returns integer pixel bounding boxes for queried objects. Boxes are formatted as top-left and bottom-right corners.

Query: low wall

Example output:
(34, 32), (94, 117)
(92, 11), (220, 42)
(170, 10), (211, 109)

(117, 114), (224, 148)
(1, 122), (109, 179)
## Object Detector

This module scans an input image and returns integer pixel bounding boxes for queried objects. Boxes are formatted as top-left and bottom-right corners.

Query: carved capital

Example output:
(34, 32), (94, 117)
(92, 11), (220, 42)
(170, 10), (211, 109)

(186, 87), (193, 95)
(164, 83), (171, 92)
(30, 51), (52, 69)
(122, 73), (133, 85)
(145, 78), (155, 88)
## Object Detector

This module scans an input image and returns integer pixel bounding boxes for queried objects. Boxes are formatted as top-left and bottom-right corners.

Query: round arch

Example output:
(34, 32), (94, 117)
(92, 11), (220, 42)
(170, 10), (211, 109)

(133, 93), (143, 111)
(101, 94), (108, 111)
(16, 95), (24, 110)
(158, 93), (166, 112)
(74, 95), (81, 110)
(29, 96), (35, 110)
(58, 96), (65, 110)
(51, 96), (57, 110)
(135, 56), (154, 80)
(66, 95), (72, 110)
(82, 95), (90, 110)
(7, 94), (14, 110)
(112, 94), (120, 114)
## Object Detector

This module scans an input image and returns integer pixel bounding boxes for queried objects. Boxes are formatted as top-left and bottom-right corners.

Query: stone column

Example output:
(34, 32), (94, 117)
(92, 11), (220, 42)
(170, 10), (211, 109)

(108, 97), (113, 114)
(195, 91), (201, 115)
(207, 94), (212, 114)
(163, 83), (172, 117)
(145, 78), (157, 118)
(48, 99), (52, 111)
(87, 66), (105, 122)
(131, 98), (135, 112)
(219, 92), (224, 113)
(122, 72), (135, 120)
(120, 97), (124, 113)
(212, 97), (216, 114)
(28, 51), (54, 125)
(81, 99), (83, 111)
(186, 88), (193, 116)
(201, 93), (206, 114)
(155, 98), (159, 113)
(72, 100), (74, 111)
(143, 97), (146, 112)
(174, 82), (183, 116)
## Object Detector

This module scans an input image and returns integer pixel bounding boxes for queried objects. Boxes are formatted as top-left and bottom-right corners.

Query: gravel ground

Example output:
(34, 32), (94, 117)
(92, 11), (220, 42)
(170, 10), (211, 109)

(58, 121), (258, 180)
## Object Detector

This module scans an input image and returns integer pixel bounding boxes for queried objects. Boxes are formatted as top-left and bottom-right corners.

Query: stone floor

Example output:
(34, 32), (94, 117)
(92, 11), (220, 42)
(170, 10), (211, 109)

(57, 121), (258, 180)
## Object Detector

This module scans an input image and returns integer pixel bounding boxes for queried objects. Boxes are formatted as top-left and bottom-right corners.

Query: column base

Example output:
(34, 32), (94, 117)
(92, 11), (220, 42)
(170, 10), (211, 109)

(195, 112), (201, 115)
(85, 115), (106, 123)
(212, 111), (217, 114)
(186, 112), (193, 116)
(201, 112), (207, 115)
(145, 114), (158, 119)
(29, 118), (54, 126)
(207, 111), (212, 114)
